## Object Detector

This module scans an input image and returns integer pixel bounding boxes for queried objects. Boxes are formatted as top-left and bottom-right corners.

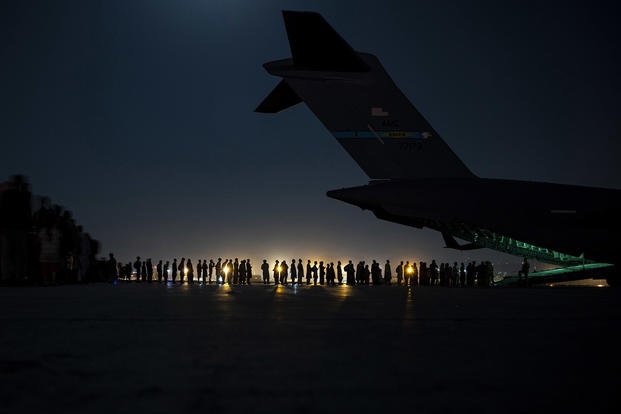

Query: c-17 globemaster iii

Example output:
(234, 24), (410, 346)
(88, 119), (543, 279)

(256, 11), (621, 286)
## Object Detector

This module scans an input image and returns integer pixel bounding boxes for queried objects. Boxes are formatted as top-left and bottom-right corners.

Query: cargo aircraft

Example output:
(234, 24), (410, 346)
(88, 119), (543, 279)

(256, 11), (621, 285)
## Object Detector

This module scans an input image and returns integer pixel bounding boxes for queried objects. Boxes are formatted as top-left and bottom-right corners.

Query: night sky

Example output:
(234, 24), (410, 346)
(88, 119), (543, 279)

(2, 1), (620, 271)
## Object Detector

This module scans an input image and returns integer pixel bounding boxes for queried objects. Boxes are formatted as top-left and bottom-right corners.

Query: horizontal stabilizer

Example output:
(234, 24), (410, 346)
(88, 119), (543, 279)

(255, 80), (302, 113)
(442, 231), (481, 250)
(282, 10), (368, 72)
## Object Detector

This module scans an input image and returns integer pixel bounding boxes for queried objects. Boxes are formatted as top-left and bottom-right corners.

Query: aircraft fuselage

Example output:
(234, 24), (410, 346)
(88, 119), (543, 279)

(327, 178), (621, 264)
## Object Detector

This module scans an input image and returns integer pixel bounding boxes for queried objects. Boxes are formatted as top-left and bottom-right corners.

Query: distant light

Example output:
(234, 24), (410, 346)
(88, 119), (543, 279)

(406, 266), (414, 274)
(277, 265), (282, 273)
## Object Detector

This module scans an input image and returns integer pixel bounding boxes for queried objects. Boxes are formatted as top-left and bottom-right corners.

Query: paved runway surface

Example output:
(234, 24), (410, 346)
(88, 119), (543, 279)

(1, 284), (620, 413)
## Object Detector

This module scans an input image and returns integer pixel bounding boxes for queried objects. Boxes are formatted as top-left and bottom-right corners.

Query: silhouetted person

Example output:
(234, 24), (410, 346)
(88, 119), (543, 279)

(319, 261), (325, 285)
(106, 253), (118, 282)
(140, 261), (146, 282)
(273, 260), (280, 285)
(384, 260), (392, 285)
(518, 257), (530, 286)
(187, 259), (194, 283)
(281, 260), (289, 284)
(215, 258), (222, 284)
(396, 261), (403, 285)
(430, 260), (439, 286)
(312, 261), (318, 285)
(460, 262), (466, 287)
(261, 259), (269, 284)
(146, 258), (153, 282)
(371, 260), (380, 285)
(363, 264), (370, 285)
(196, 259), (202, 282)
(476, 261), (486, 287)
(411, 262), (419, 286)
(179, 258), (186, 283)
(290, 259), (297, 284)
(404, 261), (411, 286)
(344, 260), (354, 285)
(208, 259), (214, 283)
(239, 259), (247, 284)
(134, 256), (141, 282)
(38, 219), (61, 285)
(233, 258), (239, 284)
(156, 260), (163, 282)
(337, 261), (343, 285)
(306, 260), (312, 285)
(163, 261), (170, 282)
(466, 261), (475, 287)
(297, 259), (304, 284)
(171, 259), (177, 282)
(202, 259), (207, 283)
(1, 175), (31, 284)
(223, 259), (230, 284)
(246, 259), (252, 284)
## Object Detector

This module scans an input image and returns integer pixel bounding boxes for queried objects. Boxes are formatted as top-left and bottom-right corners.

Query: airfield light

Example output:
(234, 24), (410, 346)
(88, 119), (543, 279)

(277, 265), (282, 273)
(224, 265), (230, 274)
(406, 266), (414, 275)
(184, 267), (188, 274)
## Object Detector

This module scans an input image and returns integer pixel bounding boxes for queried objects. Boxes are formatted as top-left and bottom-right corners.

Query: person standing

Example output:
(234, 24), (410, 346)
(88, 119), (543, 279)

(336, 261), (343, 285)
(371, 260), (380, 285)
(196, 259), (202, 282)
(38, 220), (62, 285)
(163, 260), (169, 283)
(384, 260), (392, 285)
(246, 259), (252, 285)
(202, 259), (208, 283)
(318, 261), (325, 285)
(232, 258), (238, 284)
(215, 258), (222, 284)
(261, 259), (269, 284)
(107, 253), (118, 283)
(156, 260), (163, 282)
(146, 258), (153, 282)
(306, 260), (312, 285)
(141, 261), (147, 282)
(208, 259), (214, 283)
(344, 260), (354, 285)
(178, 258), (186, 284)
(297, 259), (304, 285)
(171, 258), (178, 283)
(239, 260), (246, 284)
(290, 259), (297, 284)
(133, 256), (142, 282)
(273, 260), (280, 285)
(187, 259), (194, 283)
(395, 261), (403, 285)
(77, 229), (92, 283)
(281, 259), (289, 284)
(363, 264), (371, 285)
(312, 261), (318, 285)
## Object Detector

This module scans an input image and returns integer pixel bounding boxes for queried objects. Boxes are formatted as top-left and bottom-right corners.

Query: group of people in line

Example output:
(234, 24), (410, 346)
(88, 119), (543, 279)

(111, 256), (496, 288)
(1, 175), (100, 285)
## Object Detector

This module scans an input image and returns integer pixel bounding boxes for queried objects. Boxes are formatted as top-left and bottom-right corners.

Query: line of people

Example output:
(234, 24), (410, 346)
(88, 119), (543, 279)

(116, 257), (253, 285)
(112, 256), (494, 287)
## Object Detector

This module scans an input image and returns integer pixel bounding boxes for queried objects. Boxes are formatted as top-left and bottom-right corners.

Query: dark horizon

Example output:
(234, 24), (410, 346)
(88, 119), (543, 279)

(2, 1), (620, 269)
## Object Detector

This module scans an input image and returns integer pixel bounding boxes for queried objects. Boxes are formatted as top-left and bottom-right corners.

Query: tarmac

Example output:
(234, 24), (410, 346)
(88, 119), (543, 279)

(0, 283), (619, 413)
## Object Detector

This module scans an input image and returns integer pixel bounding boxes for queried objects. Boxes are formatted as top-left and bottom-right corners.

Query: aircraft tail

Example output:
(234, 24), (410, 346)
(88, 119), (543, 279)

(256, 11), (475, 180)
